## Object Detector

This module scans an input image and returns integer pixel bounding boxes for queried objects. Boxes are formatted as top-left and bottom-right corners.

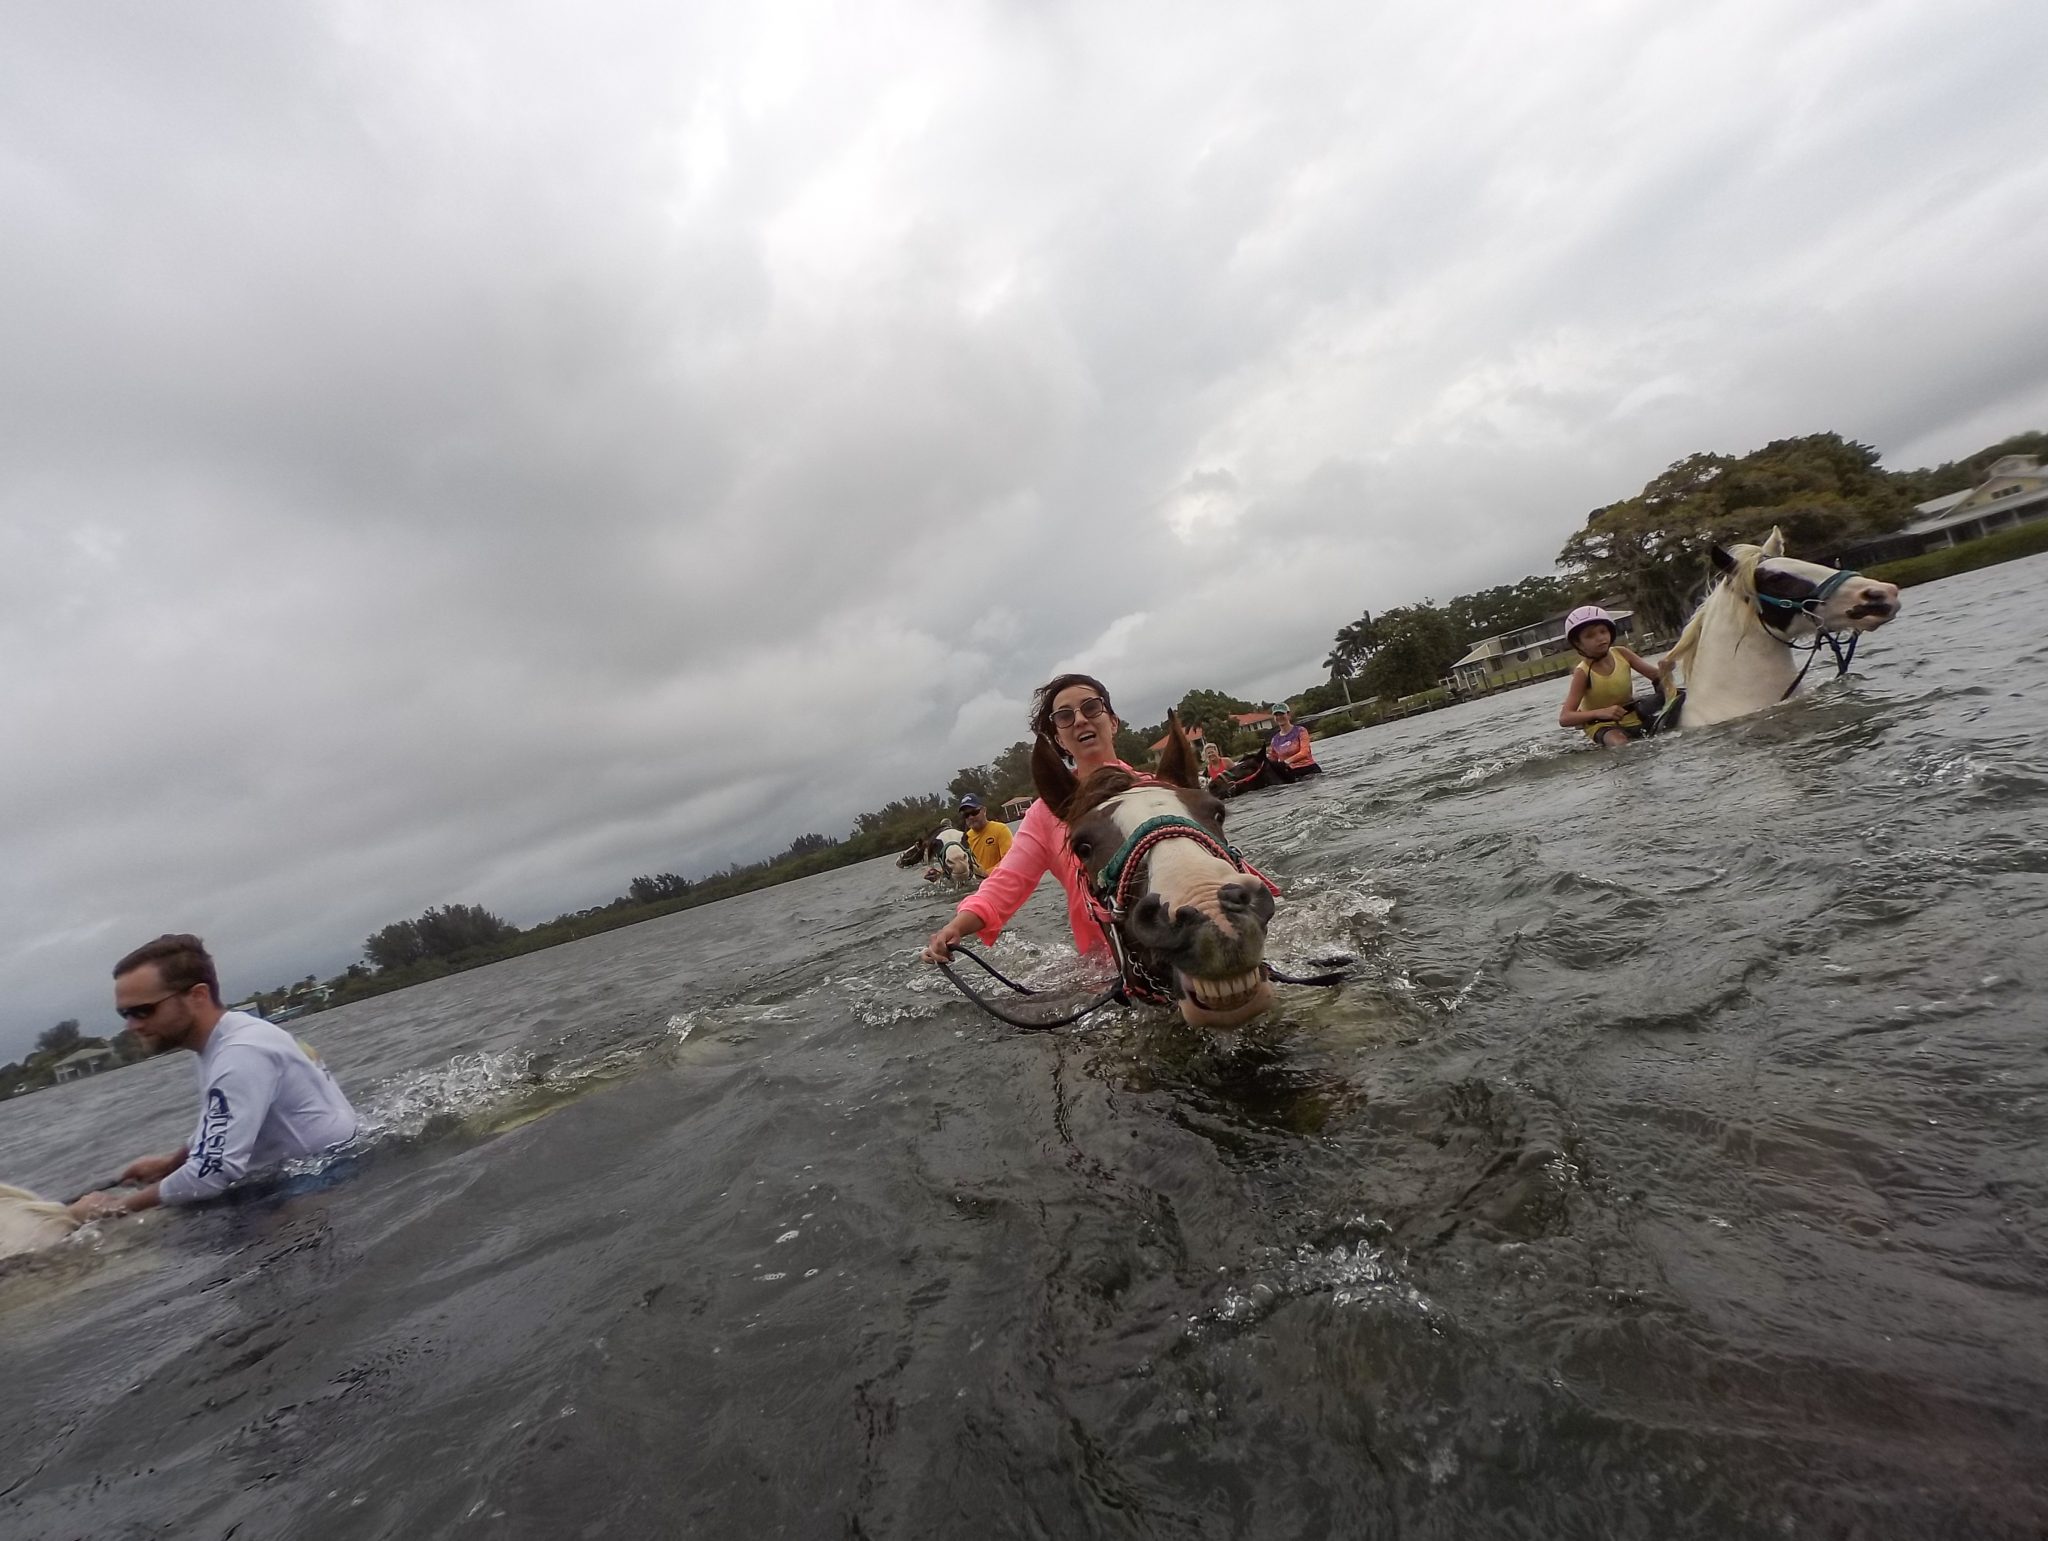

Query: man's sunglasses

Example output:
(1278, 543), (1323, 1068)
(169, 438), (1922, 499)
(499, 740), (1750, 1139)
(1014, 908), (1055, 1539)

(1050, 697), (1110, 728)
(117, 990), (187, 1023)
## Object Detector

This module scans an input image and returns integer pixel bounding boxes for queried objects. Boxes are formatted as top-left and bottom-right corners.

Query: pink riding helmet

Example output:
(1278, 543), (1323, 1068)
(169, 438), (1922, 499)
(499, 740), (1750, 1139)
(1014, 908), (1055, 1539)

(1564, 605), (1617, 645)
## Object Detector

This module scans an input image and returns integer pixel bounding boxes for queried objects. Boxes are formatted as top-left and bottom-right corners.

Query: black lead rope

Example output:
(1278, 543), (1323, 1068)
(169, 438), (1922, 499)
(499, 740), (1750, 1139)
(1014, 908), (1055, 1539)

(1265, 957), (1357, 988)
(1777, 627), (1860, 701)
(933, 943), (1357, 1031)
(934, 946), (1126, 1031)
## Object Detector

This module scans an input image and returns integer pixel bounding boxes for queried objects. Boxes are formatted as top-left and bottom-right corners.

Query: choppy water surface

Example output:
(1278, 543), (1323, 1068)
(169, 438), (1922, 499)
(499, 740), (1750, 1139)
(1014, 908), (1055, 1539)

(5, 559), (2046, 1540)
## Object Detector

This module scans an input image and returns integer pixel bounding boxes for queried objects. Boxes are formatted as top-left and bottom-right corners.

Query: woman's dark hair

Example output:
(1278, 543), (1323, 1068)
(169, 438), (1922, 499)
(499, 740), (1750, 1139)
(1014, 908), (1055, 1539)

(1028, 672), (1117, 817)
(1028, 672), (1115, 741)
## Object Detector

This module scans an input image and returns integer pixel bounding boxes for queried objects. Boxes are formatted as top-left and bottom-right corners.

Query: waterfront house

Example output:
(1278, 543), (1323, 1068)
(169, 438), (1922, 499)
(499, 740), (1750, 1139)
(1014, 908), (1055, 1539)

(1148, 723), (1211, 757)
(1450, 605), (1634, 693)
(52, 1044), (119, 1083)
(1835, 456), (2048, 568)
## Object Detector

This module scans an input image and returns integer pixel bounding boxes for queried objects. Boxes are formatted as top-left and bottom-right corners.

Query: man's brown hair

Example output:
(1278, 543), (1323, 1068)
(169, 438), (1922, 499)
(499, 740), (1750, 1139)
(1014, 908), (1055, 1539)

(113, 933), (221, 1006)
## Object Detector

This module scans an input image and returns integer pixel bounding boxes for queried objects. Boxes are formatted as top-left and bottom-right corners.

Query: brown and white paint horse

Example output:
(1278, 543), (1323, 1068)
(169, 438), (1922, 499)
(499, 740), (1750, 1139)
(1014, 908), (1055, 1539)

(1039, 712), (1279, 1029)
(1661, 529), (1902, 727)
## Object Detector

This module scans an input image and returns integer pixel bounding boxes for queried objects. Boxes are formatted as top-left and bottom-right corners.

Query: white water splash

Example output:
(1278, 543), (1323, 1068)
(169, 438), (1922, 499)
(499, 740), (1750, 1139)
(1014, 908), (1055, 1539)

(1196, 1240), (1434, 1336)
(359, 1051), (541, 1139)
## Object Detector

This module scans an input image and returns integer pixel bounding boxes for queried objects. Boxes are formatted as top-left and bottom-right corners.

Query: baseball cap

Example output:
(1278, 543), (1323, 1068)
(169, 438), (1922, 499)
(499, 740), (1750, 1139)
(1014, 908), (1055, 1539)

(958, 793), (984, 811)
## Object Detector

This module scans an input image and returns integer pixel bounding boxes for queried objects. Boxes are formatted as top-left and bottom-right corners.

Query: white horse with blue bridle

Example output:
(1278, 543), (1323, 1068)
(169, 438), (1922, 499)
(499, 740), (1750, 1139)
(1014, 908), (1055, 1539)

(1661, 529), (1902, 728)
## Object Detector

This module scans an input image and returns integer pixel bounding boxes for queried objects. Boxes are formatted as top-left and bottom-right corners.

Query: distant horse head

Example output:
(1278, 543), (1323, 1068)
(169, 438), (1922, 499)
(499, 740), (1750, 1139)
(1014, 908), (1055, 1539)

(931, 826), (977, 887)
(1663, 528), (1901, 728)
(1063, 713), (1278, 1028)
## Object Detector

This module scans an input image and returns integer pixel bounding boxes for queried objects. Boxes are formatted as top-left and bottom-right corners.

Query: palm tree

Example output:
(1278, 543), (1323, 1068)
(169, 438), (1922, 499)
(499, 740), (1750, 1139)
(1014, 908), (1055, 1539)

(1323, 612), (1380, 680)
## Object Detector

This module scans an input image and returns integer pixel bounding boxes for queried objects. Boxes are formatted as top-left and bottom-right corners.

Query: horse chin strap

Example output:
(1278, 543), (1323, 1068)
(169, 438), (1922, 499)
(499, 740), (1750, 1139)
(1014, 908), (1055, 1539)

(1753, 569), (1861, 701)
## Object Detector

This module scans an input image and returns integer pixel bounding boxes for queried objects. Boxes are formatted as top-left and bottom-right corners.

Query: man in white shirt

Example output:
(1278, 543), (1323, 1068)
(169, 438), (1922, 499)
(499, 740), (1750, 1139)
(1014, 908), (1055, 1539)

(67, 934), (359, 1221)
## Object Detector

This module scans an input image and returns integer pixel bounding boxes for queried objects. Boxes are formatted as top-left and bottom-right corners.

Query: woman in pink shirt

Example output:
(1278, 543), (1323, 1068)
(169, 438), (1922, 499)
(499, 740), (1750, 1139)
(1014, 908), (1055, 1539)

(921, 672), (1130, 964)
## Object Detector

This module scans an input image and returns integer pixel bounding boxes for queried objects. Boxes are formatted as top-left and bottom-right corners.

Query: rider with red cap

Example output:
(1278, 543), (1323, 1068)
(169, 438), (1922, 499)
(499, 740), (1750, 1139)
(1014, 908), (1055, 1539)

(1558, 605), (1669, 747)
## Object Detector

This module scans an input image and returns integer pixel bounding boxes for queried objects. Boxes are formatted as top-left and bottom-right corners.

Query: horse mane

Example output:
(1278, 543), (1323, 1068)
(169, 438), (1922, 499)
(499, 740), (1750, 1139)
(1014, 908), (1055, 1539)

(0, 1184), (78, 1254)
(1662, 542), (1766, 686)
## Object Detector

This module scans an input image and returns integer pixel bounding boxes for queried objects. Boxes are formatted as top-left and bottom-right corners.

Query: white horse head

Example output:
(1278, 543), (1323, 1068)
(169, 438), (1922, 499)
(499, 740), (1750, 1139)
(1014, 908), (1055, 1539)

(0, 1184), (79, 1260)
(1663, 528), (1901, 728)
(930, 826), (976, 886)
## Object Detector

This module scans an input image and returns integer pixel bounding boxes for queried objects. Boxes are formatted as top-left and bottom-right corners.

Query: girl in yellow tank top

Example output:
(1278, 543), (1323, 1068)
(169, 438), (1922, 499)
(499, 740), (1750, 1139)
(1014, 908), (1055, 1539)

(1558, 606), (1668, 747)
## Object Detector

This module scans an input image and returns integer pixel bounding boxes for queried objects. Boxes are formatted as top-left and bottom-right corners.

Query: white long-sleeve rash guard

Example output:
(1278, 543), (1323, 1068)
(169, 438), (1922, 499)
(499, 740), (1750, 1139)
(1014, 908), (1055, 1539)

(157, 1012), (360, 1205)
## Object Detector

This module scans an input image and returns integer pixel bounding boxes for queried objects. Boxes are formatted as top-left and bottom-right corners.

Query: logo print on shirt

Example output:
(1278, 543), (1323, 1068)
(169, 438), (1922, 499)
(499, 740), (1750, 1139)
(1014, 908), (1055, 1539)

(194, 1087), (232, 1178)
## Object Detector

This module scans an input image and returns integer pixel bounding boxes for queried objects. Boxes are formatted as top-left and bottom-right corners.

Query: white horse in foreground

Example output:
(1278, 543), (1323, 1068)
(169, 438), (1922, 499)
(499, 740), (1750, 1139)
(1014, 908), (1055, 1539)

(0, 1184), (79, 1260)
(1662, 530), (1901, 728)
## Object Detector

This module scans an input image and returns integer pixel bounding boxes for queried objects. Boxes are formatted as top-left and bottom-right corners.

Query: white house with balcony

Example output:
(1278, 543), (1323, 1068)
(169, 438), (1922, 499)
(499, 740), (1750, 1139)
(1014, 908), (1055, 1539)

(1449, 605), (1635, 693)
(1836, 455), (2048, 568)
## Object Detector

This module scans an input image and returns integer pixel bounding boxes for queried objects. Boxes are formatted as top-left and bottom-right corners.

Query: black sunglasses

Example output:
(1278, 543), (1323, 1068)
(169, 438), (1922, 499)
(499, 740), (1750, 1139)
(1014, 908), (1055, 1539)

(1050, 697), (1110, 728)
(117, 990), (187, 1023)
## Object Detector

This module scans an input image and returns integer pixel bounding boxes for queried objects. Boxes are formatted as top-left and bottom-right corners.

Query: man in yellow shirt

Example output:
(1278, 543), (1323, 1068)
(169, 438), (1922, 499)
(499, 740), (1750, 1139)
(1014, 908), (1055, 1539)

(958, 795), (1013, 876)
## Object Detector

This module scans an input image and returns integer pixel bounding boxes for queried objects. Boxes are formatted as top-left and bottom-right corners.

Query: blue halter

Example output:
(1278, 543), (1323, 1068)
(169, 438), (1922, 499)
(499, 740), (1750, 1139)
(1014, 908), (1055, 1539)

(1753, 565), (1854, 626)
(1753, 566), (1860, 699)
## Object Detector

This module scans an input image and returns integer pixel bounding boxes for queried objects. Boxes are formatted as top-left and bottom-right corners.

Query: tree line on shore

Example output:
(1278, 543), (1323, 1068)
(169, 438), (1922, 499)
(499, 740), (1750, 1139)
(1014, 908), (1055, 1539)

(22, 425), (2029, 1061)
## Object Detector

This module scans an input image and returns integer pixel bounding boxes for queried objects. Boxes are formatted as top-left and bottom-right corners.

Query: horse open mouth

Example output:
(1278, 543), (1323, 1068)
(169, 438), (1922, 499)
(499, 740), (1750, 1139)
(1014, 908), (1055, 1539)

(1846, 601), (1896, 623)
(1177, 968), (1275, 1028)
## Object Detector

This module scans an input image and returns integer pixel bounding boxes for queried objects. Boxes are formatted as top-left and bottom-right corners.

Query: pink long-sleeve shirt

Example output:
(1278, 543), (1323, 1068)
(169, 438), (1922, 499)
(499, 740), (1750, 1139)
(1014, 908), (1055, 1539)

(955, 766), (1129, 957)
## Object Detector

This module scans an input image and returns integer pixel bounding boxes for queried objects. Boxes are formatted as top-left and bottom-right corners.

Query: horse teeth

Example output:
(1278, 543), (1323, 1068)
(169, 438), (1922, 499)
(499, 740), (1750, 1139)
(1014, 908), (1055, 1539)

(1185, 970), (1262, 1009)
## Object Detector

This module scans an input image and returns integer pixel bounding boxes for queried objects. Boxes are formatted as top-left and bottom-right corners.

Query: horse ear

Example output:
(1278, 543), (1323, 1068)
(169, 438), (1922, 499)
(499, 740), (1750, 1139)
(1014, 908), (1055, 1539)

(1761, 527), (1785, 556)
(1156, 710), (1200, 789)
(1711, 544), (1737, 573)
(1031, 736), (1079, 820)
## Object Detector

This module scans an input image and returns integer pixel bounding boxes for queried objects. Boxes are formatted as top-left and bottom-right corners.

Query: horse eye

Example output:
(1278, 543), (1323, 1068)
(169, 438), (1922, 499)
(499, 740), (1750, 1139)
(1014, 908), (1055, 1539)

(1072, 838), (1092, 858)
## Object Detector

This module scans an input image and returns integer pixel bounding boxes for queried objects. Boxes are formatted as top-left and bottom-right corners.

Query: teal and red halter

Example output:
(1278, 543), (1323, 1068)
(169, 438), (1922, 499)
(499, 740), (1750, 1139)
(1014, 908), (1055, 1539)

(1083, 796), (1281, 1006)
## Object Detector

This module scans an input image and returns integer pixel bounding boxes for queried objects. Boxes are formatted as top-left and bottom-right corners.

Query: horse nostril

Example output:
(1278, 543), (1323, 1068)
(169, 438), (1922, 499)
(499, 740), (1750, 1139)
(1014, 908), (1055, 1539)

(1217, 882), (1252, 910)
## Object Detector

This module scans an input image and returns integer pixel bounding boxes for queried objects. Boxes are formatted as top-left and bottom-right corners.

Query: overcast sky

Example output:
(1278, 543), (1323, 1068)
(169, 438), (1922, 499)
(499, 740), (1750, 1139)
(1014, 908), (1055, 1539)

(5, 0), (2046, 1052)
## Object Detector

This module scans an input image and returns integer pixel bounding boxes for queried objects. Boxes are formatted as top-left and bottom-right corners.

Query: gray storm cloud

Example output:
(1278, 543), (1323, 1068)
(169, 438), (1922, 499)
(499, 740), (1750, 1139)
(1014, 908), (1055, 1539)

(5, 0), (2047, 1049)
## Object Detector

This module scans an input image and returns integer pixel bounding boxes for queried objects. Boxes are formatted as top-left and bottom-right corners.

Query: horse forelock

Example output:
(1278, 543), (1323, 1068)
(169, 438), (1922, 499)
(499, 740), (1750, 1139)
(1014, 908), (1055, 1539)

(1716, 543), (1767, 603)
(1065, 767), (1141, 829)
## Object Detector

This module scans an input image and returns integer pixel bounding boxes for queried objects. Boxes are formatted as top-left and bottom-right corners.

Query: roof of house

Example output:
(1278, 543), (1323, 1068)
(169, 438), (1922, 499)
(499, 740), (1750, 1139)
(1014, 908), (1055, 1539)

(1892, 480), (2048, 538)
(1452, 608), (1632, 670)
(54, 1045), (116, 1067)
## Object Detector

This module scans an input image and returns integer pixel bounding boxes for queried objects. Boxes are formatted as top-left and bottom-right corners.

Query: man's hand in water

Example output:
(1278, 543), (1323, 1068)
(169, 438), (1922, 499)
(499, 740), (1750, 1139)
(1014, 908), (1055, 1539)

(119, 1150), (185, 1185)
(69, 1191), (130, 1221)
